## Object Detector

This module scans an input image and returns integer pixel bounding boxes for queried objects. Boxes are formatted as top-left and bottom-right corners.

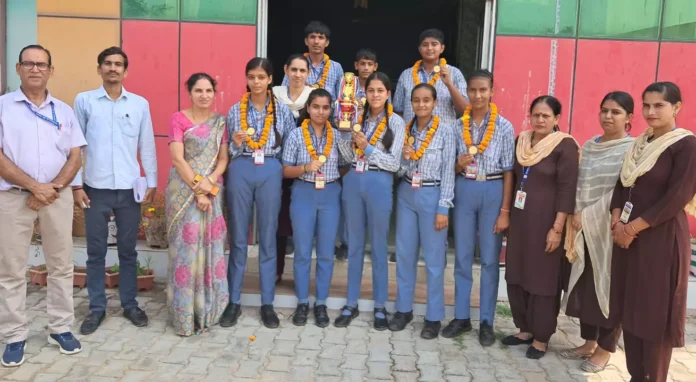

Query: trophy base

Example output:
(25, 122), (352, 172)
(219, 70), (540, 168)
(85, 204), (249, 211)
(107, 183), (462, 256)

(338, 121), (352, 132)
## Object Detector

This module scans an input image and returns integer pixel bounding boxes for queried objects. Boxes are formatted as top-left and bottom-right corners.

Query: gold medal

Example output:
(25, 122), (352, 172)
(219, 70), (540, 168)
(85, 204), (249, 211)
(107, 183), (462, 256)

(408, 136), (415, 145)
(318, 155), (327, 163)
(360, 97), (366, 105)
(352, 124), (362, 132)
(468, 146), (478, 155)
(433, 65), (441, 73)
(246, 128), (255, 135)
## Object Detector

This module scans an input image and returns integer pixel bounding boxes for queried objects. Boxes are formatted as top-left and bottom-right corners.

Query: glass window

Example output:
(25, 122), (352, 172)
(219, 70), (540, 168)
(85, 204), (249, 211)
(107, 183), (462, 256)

(662, 0), (696, 41)
(578, 0), (662, 40)
(497, 0), (578, 37)
(182, 0), (257, 24)
(122, 0), (179, 21)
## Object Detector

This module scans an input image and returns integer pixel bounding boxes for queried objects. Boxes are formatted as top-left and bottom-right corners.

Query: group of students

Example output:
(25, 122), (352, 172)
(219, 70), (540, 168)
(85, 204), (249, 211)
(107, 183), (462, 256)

(0, 20), (693, 382)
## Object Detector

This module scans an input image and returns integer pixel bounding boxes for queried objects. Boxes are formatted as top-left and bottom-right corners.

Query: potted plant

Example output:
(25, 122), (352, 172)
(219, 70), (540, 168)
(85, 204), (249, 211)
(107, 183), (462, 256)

(136, 257), (155, 291)
(29, 265), (48, 286)
(142, 193), (168, 249)
(105, 264), (120, 288)
(73, 265), (87, 288)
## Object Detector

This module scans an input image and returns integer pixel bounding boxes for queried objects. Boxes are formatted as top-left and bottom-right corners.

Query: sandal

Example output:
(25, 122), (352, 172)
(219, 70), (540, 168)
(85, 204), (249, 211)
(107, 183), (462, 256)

(559, 348), (592, 360)
(581, 359), (608, 373)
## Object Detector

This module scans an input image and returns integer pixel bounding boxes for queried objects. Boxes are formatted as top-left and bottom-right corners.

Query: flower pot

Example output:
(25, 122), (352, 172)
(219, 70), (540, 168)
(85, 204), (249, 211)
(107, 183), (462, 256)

(145, 217), (168, 249)
(73, 266), (88, 288)
(105, 268), (120, 288)
(137, 269), (155, 291)
(30, 266), (48, 286)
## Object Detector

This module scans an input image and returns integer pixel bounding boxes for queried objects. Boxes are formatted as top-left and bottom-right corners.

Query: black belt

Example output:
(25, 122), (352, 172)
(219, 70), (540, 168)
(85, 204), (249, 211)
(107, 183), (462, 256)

(459, 172), (503, 181)
(297, 178), (337, 185)
(241, 152), (280, 158)
(404, 177), (440, 187)
(351, 163), (392, 173)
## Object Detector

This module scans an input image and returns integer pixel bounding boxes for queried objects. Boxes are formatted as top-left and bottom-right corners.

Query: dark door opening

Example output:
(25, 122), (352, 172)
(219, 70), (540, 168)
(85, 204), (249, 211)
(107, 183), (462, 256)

(267, 0), (487, 85)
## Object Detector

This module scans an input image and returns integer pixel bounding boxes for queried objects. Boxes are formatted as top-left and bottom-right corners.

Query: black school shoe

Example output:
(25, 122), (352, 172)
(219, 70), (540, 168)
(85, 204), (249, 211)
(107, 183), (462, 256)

(334, 306), (359, 328)
(501, 334), (534, 346)
(219, 303), (241, 327)
(80, 311), (106, 335)
(260, 305), (280, 329)
(314, 304), (330, 328)
(479, 322), (496, 347)
(124, 308), (149, 327)
(388, 311), (413, 332)
(441, 318), (472, 338)
(421, 320), (441, 340)
(292, 303), (309, 326)
(526, 344), (547, 359)
(373, 308), (389, 331)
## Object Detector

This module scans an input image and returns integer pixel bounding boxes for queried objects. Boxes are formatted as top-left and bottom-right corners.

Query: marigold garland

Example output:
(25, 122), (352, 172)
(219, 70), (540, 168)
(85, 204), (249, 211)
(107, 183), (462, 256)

(240, 91), (274, 150)
(305, 53), (331, 89)
(412, 58), (447, 86)
(405, 116), (440, 160)
(301, 119), (333, 161)
(462, 103), (498, 155)
(355, 104), (393, 157)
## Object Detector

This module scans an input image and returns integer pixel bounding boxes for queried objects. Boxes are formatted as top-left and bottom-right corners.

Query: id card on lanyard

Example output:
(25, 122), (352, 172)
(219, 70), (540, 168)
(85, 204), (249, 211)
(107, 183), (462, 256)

(620, 186), (635, 223)
(315, 172), (326, 190)
(25, 101), (60, 130)
(514, 166), (531, 210)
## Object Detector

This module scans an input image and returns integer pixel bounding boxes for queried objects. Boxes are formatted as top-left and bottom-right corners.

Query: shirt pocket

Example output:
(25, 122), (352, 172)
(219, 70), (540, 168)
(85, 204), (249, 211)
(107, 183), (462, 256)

(118, 113), (139, 137)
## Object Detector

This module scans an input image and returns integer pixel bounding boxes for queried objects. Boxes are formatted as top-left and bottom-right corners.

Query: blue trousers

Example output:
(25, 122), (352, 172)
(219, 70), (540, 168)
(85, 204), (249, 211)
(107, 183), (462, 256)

(395, 182), (447, 321)
(290, 181), (341, 304)
(342, 168), (393, 307)
(453, 177), (503, 324)
(225, 157), (282, 305)
(83, 186), (140, 312)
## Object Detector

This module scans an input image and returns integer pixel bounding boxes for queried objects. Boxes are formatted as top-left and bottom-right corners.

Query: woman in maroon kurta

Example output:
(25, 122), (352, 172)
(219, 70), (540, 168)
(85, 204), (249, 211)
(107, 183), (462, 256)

(610, 82), (696, 382)
(503, 96), (579, 359)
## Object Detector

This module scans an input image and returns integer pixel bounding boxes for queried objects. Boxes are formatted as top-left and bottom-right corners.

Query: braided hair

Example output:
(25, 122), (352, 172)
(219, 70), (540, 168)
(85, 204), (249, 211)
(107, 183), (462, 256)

(361, 72), (394, 152)
(245, 57), (282, 148)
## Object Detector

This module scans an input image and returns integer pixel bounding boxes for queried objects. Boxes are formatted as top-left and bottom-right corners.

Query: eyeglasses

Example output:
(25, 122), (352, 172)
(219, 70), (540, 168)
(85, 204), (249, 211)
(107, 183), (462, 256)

(20, 61), (50, 71)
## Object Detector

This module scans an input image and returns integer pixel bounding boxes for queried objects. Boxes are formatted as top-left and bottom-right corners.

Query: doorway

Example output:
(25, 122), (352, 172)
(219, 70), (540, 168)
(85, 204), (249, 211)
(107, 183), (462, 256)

(267, 0), (488, 84)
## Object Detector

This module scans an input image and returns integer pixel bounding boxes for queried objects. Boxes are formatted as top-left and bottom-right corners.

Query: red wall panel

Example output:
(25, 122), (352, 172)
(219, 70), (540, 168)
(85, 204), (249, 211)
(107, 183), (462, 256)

(154, 137), (172, 192)
(492, 36), (575, 134)
(122, 21), (180, 136)
(179, 23), (256, 116)
(570, 40), (658, 145)
(657, 42), (696, 236)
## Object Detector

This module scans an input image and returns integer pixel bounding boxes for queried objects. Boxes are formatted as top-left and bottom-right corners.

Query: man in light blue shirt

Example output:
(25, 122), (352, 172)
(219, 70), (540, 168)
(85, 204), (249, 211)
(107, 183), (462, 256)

(72, 47), (157, 335)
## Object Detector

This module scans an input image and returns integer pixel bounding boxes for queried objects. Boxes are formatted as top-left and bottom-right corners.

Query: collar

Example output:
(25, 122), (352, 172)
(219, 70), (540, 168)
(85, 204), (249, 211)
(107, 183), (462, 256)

(306, 54), (326, 68)
(14, 88), (54, 108)
(411, 116), (435, 135)
(418, 61), (442, 76)
(97, 85), (129, 100)
(471, 110), (492, 129)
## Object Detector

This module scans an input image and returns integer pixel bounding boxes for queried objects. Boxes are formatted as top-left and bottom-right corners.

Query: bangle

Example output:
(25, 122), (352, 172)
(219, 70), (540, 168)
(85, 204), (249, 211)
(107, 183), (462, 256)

(611, 221), (619, 230)
(553, 221), (564, 228)
(500, 208), (510, 213)
(72, 186), (83, 191)
(628, 223), (639, 235)
(552, 226), (562, 234)
(622, 225), (637, 238)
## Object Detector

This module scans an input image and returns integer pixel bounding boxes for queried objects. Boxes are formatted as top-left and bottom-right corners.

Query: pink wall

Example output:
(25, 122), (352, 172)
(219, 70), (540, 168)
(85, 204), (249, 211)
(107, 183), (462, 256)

(494, 36), (696, 236)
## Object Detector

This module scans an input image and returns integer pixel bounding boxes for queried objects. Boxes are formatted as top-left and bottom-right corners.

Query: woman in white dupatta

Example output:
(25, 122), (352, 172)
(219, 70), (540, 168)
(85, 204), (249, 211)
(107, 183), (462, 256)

(272, 54), (313, 283)
(560, 92), (635, 372)
(610, 82), (696, 382)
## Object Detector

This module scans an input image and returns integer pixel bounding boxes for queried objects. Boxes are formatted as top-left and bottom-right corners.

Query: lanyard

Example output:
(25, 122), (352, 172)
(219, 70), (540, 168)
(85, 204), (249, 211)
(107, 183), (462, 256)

(25, 101), (59, 130)
(310, 128), (328, 155)
(519, 166), (531, 191)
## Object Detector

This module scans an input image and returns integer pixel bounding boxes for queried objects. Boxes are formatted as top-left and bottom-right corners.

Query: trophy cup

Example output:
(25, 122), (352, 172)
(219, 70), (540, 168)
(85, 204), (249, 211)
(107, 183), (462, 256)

(338, 73), (357, 132)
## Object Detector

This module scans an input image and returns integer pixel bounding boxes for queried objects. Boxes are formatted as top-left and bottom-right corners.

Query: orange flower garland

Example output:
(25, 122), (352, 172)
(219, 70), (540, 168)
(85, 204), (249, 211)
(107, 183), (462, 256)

(304, 53), (331, 89)
(301, 119), (333, 160)
(239, 91), (274, 150)
(462, 103), (498, 155)
(412, 58), (447, 86)
(405, 116), (440, 160)
(355, 104), (393, 157)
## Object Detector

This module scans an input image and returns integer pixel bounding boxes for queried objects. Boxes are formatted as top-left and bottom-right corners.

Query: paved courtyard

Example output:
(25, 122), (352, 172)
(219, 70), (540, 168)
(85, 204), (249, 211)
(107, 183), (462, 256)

(2, 283), (696, 382)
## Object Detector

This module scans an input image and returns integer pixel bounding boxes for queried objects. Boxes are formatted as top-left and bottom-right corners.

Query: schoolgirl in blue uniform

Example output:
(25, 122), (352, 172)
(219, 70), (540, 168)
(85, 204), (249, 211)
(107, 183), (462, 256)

(221, 57), (295, 329)
(389, 84), (456, 339)
(335, 72), (406, 330)
(282, 88), (345, 327)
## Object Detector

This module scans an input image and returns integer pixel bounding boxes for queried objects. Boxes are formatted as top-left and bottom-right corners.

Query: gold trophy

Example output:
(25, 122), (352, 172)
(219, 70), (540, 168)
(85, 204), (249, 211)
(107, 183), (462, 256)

(338, 73), (358, 132)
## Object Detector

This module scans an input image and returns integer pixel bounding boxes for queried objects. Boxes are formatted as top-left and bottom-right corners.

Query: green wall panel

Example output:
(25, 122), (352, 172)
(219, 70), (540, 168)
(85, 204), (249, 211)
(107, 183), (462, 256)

(182, 0), (257, 24)
(497, 0), (578, 37)
(578, 0), (662, 40)
(122, 0), (179, 20)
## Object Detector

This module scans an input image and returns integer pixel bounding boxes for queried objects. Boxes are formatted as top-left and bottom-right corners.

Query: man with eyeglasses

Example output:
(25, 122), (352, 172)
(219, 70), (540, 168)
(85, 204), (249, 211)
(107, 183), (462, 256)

(72, 46), (157, 336)
(0, 44), (86, 367)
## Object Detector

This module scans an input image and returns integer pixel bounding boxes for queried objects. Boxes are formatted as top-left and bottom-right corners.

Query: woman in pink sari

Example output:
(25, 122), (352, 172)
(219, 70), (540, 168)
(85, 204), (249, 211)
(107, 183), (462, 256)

(166, 73), (230, 336)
